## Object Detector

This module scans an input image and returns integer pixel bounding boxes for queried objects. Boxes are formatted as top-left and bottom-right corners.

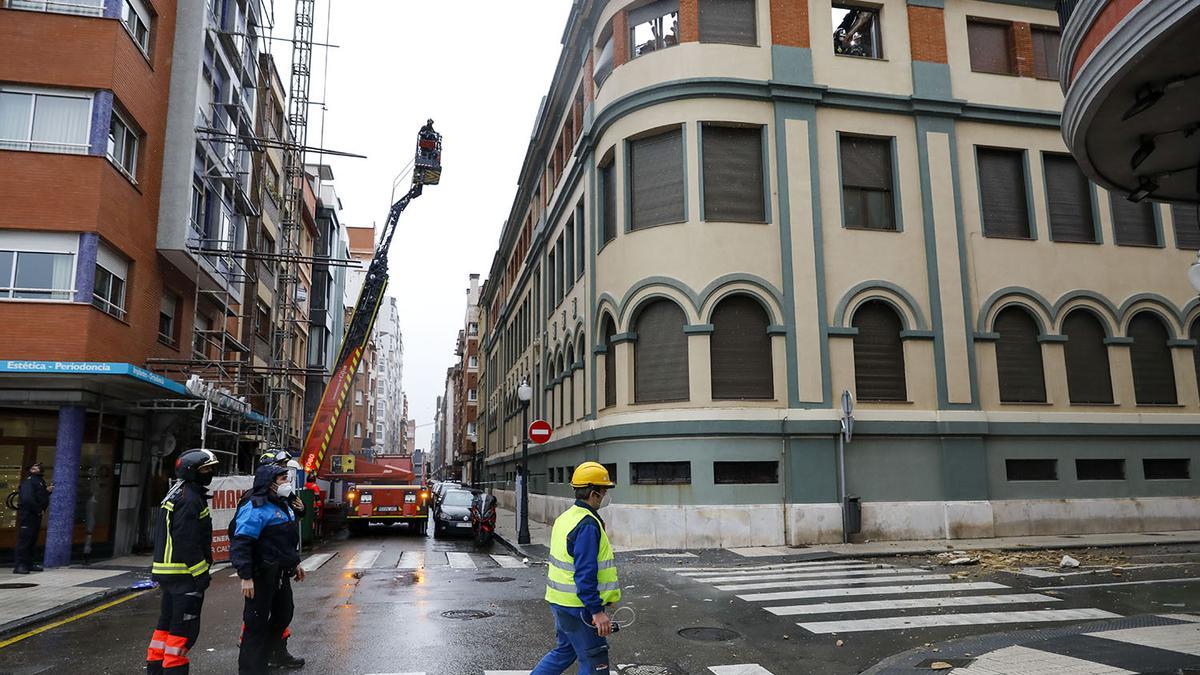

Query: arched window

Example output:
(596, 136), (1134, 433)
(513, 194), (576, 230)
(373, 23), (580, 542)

(563, 342), (574, 423)
(1129, 312), (1177, 404)
(1063, 309), (1113, 404)
(710, 295), (773, 399)
(851, 300), (906, 401)
(576, 338), (587, 419)
(994, 306), (1047, 403)
(1191, 318), (1200, 395)
(555, 353), (565, 427)
(602, 316), (617, 408)
(634, 299), (689, 403)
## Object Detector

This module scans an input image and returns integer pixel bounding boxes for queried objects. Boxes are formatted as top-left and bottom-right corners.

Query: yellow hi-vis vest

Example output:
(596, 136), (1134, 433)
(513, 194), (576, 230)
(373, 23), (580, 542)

(544, 505), (621, 607)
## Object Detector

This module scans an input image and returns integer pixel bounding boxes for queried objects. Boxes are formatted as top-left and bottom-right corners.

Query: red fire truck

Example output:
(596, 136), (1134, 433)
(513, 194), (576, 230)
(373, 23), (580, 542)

(346, 484), (431, 535)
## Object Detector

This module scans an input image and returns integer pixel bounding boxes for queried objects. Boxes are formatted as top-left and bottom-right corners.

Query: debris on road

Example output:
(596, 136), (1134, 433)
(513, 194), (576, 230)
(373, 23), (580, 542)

(922, 548), (1133, 575)
(1060, 554), (1080, 568)
(930, 662), (953, 671)
(936, 552), (979, 566)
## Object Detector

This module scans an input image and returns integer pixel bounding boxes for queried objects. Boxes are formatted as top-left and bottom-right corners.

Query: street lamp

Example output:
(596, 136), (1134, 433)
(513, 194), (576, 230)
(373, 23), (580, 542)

(516, 378), (533, 545)
(1188, 253), (1200, 294)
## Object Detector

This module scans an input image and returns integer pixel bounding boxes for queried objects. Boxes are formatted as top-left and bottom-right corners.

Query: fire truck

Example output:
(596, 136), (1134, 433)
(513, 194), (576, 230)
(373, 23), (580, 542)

(346, 484), (432, 535)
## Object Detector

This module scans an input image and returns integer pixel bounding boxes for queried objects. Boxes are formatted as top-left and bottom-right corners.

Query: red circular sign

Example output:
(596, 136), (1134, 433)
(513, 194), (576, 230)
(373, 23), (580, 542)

(528, 420), (552, 444)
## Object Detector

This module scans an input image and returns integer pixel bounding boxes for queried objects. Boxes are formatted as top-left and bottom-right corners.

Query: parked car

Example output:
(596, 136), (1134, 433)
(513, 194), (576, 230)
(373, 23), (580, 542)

(432, 481), (462, 506)
(432, 488), (475, 539)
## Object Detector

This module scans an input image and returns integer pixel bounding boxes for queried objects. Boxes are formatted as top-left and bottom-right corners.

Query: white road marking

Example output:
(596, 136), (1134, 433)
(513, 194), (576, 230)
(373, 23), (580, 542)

(797, 608), (1121, 634)
(728, 546), (805, 557)
(447, 552), (476, 569)
(229, 571), (240, 578)
(299, 552), (336, 572)
(681, 563), (888, 579)
(637, 552), (699, 558)
(345, 550), (381, 570)
(210, 563), (230, 573)
(709, 665), (776, 675)
(1090, 622), (1200, 656)
(695, 567), (921, 584)
(1033, 577), (1200, 591)
(397, 552), (424, 569)
(716, 573), (948, 592)
(365, 672), (427, 675)
(738, 581), (1010, 602)
(952, 645), (1136, 675)
(490, 554), (526, 568)
(669, 560), (868, 574)
(765, 593), (1061, 616)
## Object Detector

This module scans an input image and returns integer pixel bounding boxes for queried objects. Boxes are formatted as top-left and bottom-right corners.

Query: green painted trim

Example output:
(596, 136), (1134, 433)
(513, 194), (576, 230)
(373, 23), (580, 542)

(611, 332), (638, 343)
(1104, 337), (1134, 346)
(762, 124), (773, 224)
(901, 329), (937, 340)
(1023, 149), (1039, 240)
(832, 280), (929, 330)
(573, 359), (586, 370)
(828, 326), (859, 337)
(771, 103), (804, 408)
(911, 61), (952, 101)
(1117, 293), (1187, 333)
(770, 45), (814, 85)
(977, 0), (1056, 9)
(907, 0), (944, 7)
(698, 275), (786, 322)
(913, 115), (953, 409)
(684, 324), (715, 335)
(766, 324), (787, 336)
(588, 156), (599, 423)
(977, 287), (1055, 332)
(1038, 334), (1069, 343)
(943, 113), (983, 409)
(1167, 338), (1198, 348)
(975, 332), (1001, 341)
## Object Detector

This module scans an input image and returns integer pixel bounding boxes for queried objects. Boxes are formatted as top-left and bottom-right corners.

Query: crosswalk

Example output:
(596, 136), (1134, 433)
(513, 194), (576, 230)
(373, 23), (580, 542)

(668, 558), (1121, 635)
(364, 666), (779, 675)
(297, 549), (529, 573)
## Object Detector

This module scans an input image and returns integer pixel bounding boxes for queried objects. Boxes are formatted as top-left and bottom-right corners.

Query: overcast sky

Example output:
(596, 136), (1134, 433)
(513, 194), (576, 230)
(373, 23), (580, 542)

(269, 1), (573, 452)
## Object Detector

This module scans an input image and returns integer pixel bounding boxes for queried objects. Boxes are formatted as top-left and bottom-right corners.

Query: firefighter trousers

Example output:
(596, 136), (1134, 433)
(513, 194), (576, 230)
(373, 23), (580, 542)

(238, 569), (294, 674)
(146, 586), (205, 674)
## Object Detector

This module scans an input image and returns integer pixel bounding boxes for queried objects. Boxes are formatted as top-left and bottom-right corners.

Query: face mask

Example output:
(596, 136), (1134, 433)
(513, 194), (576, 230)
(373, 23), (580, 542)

(277, 483), (296, 499)
(598, 492), (612, 509)
(197, 472), (214, 487)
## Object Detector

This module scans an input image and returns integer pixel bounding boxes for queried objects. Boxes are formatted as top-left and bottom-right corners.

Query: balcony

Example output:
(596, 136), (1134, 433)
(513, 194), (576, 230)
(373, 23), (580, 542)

(1059, 0), (1200, 202)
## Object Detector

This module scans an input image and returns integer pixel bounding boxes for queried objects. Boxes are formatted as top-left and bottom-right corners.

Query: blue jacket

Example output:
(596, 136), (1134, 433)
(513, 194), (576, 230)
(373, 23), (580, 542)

(565, 499), (606, 616)
(230, 465), (300, 579)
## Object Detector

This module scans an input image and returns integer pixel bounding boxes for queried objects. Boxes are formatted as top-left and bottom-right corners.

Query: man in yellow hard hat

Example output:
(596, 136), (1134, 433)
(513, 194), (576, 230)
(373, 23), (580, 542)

(531, 461), (620, 675)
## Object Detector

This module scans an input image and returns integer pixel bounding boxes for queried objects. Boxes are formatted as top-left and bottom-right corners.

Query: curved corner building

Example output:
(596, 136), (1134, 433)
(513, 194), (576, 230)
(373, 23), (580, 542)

(478, 0), (1200, 549)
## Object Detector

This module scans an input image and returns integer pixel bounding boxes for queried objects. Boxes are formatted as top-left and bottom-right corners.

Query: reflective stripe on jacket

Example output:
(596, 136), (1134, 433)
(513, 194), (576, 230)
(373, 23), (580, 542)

(545, 504), (620, 608)
(151, 482), (213, 587)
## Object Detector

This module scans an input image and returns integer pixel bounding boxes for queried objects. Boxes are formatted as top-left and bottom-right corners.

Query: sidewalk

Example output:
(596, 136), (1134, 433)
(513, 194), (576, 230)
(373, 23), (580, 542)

(494, 506), (551, 561)
(0, 555), (152, 639)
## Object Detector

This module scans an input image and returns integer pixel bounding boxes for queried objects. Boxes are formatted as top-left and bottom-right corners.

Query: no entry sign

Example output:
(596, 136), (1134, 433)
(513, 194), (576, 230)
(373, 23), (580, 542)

(528, 419), (552, 444)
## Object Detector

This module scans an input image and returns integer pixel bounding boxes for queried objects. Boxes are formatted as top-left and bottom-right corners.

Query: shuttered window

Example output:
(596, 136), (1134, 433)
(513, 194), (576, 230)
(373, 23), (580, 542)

(634, 300), (690, 402)
(840, 135), (896, 231)
(702, 124), (765, 223)
(1063, 309), (1113, 404)
(600, 160), (617, 245)
(967, 19), (1015, 75)
(699, 0), (757, 45)
(1031, 27), (1061, 80)
(994, 307), (1046, 403)
(711, 295), (773, 399)
(1112, 197), (1159, 246)
(603, 316), (617, 408)
(1044, 154), (1096, 243)
(1129, 312), (1177, 405)
(629, 128), (686, 230)
(1192, 319), (1200, 398)
(851, 301), (906, 401)
(977, 147), (1030, 239)
(1172, 203), (1200, 249)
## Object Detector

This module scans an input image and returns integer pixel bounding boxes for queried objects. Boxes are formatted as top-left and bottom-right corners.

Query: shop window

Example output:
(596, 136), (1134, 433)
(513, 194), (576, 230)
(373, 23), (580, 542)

(700, 0), (757, 46)
(994, 306), (1046, 403)
(634, 299), (689, 403)
(967, 19), (1015, 75)
(1044, 154), (1096, 243)
(1112, 197), (1159, 247)
(1031, 26), (1060, 80)
(5, 0), (105, 17)
(1143, 458), (1190, 480)
(159, 291), (180, 346)
(833, 5), (882, 58)
(852, 300), (906, 401)
(631, 461), (691, 485)
(600, 158), (617, 245)
(121, 0), (152, 55)
(630, 0), (680, 59)
(1006, 459), (1057, 481)
(977, 147), (1030, 239)
(714, 461), (778, 484)
(840, 135), (896, 231)
(1172, 203), (1200, 249)
(0, 232), (78, 301)
(702, 124), (765, 223)
(1063, 309), (1113, 404)
(0, 87), (92, 155)
(106, 107), (140, 180)
(711, 295), (773, 399)
(629, 128), (686, 230)
(1076, 459), (1125, 481)
(1128, 312), (1177, 405)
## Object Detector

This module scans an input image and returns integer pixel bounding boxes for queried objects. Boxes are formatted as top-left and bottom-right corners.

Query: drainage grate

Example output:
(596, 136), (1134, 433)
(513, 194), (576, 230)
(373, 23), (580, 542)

(677, 626), (740, 642)
(475, 576), (514, 583)
(0, 583), (37, 589)
(440, 609), (495, 620)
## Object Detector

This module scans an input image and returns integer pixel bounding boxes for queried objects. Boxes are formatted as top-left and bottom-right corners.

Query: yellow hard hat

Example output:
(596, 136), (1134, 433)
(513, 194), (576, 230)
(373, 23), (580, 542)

(570, 461), (615, 488)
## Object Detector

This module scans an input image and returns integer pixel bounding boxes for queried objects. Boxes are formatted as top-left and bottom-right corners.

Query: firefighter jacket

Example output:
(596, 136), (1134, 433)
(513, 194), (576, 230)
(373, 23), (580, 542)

(230, 466), (300, 579)
(151, 481), (213, 590)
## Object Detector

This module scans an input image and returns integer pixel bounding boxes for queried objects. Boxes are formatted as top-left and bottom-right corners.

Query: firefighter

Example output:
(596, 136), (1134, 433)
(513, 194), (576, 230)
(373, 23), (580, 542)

(146, 449), (218, 675)
(13, 461), (51, 574)
(531, 462), (621, 675)
(231, 464), (305, 674)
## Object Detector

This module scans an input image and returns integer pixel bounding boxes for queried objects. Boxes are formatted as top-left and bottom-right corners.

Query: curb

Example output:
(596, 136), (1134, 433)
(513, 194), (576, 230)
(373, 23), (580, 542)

(0, 585), (135, 641)
(493, 531), (547, 564)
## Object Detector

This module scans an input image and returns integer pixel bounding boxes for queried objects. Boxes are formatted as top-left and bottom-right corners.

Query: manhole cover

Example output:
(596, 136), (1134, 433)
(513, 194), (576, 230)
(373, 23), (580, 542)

(677, 626), (740, 642)
(618, 666), (685, 675)
(476, 576), (514, 583)
(0, 583), (37, 589)
(440, 609), (495, 620)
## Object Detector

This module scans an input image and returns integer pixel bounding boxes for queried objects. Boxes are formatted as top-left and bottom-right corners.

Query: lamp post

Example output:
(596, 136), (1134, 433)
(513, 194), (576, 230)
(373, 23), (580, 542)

(1188, 253), (1200, 295)
(517, 378), (533, 545)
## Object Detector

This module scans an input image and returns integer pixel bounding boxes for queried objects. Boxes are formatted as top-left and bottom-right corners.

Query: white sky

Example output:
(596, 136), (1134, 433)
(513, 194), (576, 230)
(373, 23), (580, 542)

(270, 1), (574, 452)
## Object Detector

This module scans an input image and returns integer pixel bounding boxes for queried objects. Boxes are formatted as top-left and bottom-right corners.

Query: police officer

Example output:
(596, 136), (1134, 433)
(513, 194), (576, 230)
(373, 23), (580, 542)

(531, 462), (620, 675)
(245, 450), (305, 670)
(13, 461), (51, 574)
(146, 449), (218, 675)
(231, 463), (305, 674)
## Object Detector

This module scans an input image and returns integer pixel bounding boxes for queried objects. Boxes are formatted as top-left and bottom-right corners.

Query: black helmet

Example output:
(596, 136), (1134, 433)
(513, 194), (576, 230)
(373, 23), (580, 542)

(176, 449), (219, 483)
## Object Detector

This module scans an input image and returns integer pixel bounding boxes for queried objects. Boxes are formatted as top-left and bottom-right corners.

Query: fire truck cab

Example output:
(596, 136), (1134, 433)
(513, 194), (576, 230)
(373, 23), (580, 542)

(346, 483), (431, 535)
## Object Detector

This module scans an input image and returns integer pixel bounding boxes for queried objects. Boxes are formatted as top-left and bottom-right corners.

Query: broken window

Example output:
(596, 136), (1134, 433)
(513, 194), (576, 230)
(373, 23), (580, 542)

(833, 5), (882, 59)
(630, 0), (680, 59)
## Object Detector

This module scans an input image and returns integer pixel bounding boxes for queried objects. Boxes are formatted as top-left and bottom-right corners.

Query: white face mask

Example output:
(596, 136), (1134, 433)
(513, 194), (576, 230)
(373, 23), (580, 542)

(598, 492), (612, 509)
(276, 483), (296, 499)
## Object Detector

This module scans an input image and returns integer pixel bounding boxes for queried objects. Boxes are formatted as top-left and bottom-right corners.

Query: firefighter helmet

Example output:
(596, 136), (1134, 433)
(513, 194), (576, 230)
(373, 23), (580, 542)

(176, 449), (219, 482)
(258, 449), (292, 468)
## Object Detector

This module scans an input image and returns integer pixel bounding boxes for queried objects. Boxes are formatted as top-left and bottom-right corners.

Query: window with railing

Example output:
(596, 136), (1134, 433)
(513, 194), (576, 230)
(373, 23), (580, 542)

(4, 0), (104, 17)
(630, 0), (680, 59)
(0, 87), (92, 155)
(0, 243), (76, 302)
(159, 291), (180, 346)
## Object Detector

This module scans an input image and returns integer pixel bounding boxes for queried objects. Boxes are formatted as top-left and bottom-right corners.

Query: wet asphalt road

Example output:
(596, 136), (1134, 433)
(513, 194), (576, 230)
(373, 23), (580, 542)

(1, 529), (1198, 675)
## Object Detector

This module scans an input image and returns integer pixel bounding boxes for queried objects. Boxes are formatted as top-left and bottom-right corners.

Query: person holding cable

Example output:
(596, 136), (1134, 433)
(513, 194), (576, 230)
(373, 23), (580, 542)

(531, 462), (621, 675)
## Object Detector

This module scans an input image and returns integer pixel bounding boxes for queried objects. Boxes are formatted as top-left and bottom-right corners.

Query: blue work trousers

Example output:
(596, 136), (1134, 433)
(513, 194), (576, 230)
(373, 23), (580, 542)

(530, 604), (610, 675)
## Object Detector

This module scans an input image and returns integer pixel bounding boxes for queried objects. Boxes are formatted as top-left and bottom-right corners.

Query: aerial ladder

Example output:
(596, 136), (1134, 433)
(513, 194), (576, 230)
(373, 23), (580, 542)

(299, 122), (442, 477)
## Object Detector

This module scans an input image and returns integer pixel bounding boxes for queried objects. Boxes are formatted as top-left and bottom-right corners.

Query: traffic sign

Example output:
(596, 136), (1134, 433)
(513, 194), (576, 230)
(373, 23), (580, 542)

(528, 420), (552, 444)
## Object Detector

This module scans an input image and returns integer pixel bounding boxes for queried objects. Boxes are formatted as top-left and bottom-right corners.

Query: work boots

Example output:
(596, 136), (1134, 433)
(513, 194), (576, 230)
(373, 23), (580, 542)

(269, 638), (305, 669)
(12, 565), (29, 574)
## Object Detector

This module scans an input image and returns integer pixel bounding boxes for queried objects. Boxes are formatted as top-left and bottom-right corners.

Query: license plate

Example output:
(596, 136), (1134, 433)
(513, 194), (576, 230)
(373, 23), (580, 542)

(360, 494), (373, 503)
(456, 522), (472, 528)
(404, 494), (416, 503)
(376, 506), (398, 513)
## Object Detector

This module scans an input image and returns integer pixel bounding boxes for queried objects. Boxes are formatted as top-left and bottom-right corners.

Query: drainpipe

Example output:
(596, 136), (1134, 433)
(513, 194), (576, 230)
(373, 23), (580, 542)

(780, 412), (789, 547)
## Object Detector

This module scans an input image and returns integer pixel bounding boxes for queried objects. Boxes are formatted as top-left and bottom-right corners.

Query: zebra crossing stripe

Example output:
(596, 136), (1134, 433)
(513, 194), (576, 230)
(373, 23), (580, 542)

(397, 552), (424, 569)
(490, 554), (526, 569)
(346, 550), (381, 570)
(1089, 622), (1200, 657)
(716, 573), (950, 592)
(796, 608), (1121, 634)
(694, 567), (922, 584)
(951, 646), (1136, 675)
(447, 552), (476, 569)
(669, 560), (868, 574)
(765, 593), (1062, 616)
(299, 552), (337, 572)
(709, 666), (776, 675)
(681, 563), (887, 579)
(738, 581), (1010, 602)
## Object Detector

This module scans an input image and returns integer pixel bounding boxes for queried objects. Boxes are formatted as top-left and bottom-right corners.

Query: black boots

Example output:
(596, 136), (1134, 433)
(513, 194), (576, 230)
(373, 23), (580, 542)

(268, 638), (305, 669)
(12, 566), (29, 574)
